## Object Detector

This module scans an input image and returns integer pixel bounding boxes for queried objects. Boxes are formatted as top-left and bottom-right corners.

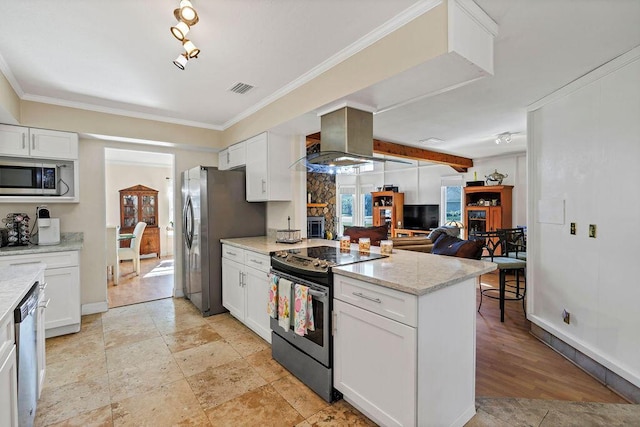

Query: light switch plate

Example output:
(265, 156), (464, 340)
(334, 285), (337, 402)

(589, 224), (596, 238)
(570, 223), (576, 235)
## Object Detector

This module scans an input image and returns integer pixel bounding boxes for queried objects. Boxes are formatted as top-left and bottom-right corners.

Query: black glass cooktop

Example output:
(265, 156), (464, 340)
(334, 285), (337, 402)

(281, 245), (386, 266)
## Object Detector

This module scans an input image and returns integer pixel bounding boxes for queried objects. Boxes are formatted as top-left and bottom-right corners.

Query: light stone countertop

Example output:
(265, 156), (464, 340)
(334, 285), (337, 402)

(0, 232), (83, 256)
(0, 263), (45, 326)
(220, 236), (335, 254)
(220, 236), (496, 296)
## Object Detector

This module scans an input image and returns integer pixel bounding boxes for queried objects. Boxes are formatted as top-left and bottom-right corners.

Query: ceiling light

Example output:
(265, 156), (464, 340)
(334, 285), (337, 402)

(174, 0), (199, 25)
(170, 21), (190, 41)
(173, 53), (189, 70)
(495, 132), (512, 145)
(182, 39), (200, 58)
(170, 0), (200, 67)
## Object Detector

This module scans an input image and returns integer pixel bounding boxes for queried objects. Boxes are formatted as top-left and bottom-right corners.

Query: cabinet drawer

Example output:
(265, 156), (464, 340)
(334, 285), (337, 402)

(0, 311), (14, 363)
(244, 251), (270, 273)
(333, 275), (417, 327)
(222, 244), (244, 263)
(0, 251), (78, 269)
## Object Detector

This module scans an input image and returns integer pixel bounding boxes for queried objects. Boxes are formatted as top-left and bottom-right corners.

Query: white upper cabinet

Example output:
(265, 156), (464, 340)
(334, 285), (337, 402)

(218, 141), (246, 170)
(245, 132), (291, 202)
(0, 124), (78, 160)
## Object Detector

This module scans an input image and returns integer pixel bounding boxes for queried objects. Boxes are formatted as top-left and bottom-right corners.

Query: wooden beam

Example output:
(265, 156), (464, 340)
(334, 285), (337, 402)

(305, 133), (473, 171)
(373, 139), (473, 171)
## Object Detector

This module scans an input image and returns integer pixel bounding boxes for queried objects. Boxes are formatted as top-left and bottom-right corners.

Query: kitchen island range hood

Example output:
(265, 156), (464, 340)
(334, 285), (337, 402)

(292, 106), (409, 174)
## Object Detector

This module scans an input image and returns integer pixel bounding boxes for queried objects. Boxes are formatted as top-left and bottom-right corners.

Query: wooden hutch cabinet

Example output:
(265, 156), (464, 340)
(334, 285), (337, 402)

(463, 185), (513, 238)
(371, 191), (404, 237)
(119, 185), (160, 257)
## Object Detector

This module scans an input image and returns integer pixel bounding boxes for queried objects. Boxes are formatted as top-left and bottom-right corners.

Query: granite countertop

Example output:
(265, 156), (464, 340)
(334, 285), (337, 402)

(0, 263), (45, 325)
(220, 236), (332, 254)
(220, 236), (496, 296)
(0, 232), (84, 256)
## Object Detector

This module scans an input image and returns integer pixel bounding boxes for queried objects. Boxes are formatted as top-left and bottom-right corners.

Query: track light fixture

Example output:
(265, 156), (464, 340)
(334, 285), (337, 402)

(171, 0), (200, 69)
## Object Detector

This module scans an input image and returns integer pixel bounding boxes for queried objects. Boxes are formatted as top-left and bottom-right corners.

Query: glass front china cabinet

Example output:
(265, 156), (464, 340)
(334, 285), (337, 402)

(119, 184), (160, 257)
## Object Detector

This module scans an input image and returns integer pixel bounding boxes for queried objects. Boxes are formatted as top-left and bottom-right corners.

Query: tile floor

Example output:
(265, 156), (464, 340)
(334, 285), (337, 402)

(36, 296), (640, 426)
(35, 297), (376, 426)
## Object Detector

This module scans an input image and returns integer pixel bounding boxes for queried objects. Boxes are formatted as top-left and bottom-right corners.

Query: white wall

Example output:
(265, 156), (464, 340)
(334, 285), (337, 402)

(528, 47), (640, 387)
(105, 161), (173, 256)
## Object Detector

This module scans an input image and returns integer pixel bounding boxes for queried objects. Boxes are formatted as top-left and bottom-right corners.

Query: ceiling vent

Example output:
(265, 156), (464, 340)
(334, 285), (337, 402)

(228, 82), (255, 94)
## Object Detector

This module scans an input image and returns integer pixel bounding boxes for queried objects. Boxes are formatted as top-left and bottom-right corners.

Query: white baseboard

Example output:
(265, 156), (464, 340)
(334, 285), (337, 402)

(82, 301), (109, 315)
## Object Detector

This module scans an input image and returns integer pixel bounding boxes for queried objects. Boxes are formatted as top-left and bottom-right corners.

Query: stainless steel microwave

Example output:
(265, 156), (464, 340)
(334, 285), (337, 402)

(0, 160), (59, 195)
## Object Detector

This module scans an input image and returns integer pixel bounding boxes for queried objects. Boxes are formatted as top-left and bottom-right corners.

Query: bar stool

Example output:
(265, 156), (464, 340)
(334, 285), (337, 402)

(470, 230), (526, 322)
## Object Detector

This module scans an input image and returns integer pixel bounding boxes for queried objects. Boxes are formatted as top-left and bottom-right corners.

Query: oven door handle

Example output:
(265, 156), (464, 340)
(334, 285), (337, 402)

(308, 289), (327, 299)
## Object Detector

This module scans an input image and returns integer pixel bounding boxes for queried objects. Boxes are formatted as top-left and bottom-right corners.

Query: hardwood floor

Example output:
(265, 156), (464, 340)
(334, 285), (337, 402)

(475, 271), (627, 403)
(107, 257), (174, 308)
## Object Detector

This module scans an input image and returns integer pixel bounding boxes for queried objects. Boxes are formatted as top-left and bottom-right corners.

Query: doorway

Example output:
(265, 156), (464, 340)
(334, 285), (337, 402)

(104, 148), (175, 308)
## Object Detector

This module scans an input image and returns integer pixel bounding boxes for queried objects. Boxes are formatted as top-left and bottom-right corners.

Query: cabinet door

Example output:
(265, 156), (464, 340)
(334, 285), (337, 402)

(37, 283), (46, 398)
(221, 258), (245, 320)
(228, 142), (246, 169)
(0, 346), (18, 427)
(218, 148), (230, 170)
(140, 194), (157, 226)
(245, 133), (268, 201)
(244, 266), (271, 343)
(141, 227), (160, 257)
(44, 266), (81, 337)
(488, 206), (502, 231)
(0, 124), (29, 157)
(333, 299), (417, 427)
(121, 194), (139, 228)
(29, 128), (79, 160)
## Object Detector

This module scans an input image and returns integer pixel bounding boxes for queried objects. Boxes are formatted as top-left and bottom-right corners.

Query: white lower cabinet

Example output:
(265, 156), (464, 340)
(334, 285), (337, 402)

(37, 281), (47, 397)
(333, 274), (477, 427)
(333, 292), (417, 427)
(221, 244), (271, 343)
(0, 308), (18, 427)
(0, 251), (81, 338)
(0, 346), (18, 427)
(221, 256), (245, 320)
(244, 262), (271, 342)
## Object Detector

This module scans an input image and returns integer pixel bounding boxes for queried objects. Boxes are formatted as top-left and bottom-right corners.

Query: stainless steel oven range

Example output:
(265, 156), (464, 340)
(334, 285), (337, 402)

(270, 245), (386, 402)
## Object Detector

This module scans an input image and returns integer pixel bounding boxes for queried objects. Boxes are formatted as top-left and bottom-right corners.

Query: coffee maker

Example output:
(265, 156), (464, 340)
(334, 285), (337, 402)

(35, 206), (60, 246)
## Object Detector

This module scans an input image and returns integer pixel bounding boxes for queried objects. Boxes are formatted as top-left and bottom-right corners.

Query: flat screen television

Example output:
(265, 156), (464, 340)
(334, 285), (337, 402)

(403, 204), (440, 230)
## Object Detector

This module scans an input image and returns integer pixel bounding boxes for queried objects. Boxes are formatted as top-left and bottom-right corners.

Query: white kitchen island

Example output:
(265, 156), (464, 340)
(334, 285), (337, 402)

(220, 236), (495, 427)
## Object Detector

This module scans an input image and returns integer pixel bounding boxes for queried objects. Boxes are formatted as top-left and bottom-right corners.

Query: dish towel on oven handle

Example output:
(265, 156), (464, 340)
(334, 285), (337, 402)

(277, 278), (292, 332)
(294, 284), (315, 336)
(267, 273), (278, 319)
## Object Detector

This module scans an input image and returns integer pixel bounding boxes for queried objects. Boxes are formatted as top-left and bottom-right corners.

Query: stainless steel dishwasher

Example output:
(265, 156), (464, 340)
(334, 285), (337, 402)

(15, 282), (39, 427)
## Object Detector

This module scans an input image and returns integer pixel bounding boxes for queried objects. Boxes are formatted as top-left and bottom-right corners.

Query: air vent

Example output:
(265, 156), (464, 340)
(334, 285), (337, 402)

(228, 82), (255, 94)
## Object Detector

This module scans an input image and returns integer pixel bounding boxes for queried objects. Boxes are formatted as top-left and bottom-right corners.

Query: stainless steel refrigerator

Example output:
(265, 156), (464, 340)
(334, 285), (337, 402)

(181, 166), (266, 316)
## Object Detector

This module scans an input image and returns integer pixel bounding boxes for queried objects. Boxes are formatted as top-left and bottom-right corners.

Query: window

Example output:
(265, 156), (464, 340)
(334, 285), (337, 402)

(440, 175), (463, 224)
(337, 184), (374, 233)
(338, 186), (356, 235)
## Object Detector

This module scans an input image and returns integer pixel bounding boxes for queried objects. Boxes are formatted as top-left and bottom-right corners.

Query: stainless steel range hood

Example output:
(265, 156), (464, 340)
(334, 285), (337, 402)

(292, 106), (408, 174)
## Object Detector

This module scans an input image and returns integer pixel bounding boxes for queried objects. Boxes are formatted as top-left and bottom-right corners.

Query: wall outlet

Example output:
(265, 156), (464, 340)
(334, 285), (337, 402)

(589, 224), (597, 238)
(562, 309), (570, 324)
(570, 223), (576, 235)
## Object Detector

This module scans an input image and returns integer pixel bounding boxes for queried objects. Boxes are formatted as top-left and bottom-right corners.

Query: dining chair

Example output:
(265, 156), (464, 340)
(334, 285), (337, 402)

(115, 221), (147, 284)
(500, 227), (527, 261)
(470, 230), (526, 322)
